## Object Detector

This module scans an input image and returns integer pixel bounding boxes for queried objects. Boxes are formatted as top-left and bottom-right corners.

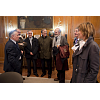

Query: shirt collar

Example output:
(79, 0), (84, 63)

(29, 37), (33, 40)
(42, 35), (47, 39)
(10, 39), (16, 44)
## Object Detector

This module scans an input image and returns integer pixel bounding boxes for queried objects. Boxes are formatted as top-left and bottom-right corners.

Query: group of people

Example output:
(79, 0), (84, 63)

(3, 22), (99, 83)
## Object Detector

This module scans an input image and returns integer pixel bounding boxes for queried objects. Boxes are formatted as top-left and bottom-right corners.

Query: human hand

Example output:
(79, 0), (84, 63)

(18, 43), (23, 45)
(21, 50), (23, 54)
(30, 52), (33, 55)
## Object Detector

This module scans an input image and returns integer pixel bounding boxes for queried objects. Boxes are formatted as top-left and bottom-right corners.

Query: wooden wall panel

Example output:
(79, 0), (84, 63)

(53, 16), (65, 36)
(0, 16), (100, 68)
(90, 16), (100, 47)
(0, 16), (5, 63)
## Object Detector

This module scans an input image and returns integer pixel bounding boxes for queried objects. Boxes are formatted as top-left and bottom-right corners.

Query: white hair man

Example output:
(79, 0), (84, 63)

(4, 30), (23, 73)
(52, 28), (69, 83)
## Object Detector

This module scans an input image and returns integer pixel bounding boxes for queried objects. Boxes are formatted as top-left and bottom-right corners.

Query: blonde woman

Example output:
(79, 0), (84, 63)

(71, 22), (99, 83)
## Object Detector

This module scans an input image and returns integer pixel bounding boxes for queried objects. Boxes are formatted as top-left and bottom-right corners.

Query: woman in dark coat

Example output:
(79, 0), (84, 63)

(71, 22), (99, 83)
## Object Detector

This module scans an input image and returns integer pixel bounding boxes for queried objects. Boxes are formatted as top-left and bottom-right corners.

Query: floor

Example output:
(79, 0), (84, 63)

(23, 76), (70, 83)
(0, 63), (72, 80)
(0, 63), (100, 82)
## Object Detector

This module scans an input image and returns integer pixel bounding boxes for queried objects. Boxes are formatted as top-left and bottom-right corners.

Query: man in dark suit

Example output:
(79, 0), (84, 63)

(24, 30), (39, 77)
(4, 30), (23, 73)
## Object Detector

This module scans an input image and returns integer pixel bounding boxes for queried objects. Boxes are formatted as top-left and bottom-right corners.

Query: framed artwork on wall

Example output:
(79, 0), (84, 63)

(17, 16), (53, 30)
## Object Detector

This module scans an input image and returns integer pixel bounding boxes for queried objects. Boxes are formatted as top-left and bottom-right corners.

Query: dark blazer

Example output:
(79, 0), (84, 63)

(4, 39), (22, 72)
(60, 36), (69, 46)
(24, 36), (38, 59)
(72, 36), (99, 83)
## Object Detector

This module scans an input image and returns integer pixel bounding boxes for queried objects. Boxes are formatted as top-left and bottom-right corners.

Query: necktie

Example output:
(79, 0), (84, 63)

(55, 37), (57, 42)
(75, 39), (78, 44)
(16, 43), (19, 48)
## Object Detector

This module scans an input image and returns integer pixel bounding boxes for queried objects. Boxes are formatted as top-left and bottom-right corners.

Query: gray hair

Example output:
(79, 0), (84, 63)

(9, 30), (17, 38)
(41, 29), (46, 33)
(27, 30), (32, 34)
(56, 28), (61, 33)
(58, 28), (61, 33)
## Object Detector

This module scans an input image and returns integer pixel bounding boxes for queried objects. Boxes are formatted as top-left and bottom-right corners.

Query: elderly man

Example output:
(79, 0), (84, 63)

(38, 29), (52, 78)
(73, 27), (79, 45)
(4, 30), (23, 73)
(52, 28), (69, 83)
(24, 30), (39, 77)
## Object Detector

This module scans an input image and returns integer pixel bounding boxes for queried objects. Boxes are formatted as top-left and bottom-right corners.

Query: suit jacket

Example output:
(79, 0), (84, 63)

(72, 36), (99, 83)
(4, 39), (22, 72)
(24, 36), (38, 59)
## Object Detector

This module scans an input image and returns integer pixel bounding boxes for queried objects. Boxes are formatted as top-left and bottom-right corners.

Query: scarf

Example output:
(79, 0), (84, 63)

(52, 34), (61, 47)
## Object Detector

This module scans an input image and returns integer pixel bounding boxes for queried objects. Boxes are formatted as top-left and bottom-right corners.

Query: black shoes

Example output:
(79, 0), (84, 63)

(48, 74), (51, 78)
(27, 74), (30, 77)
(34, 73), (39, 77)
(54, 78), (59, 81)
(23, 78), (25, 80)
(41, 73), (46, 77)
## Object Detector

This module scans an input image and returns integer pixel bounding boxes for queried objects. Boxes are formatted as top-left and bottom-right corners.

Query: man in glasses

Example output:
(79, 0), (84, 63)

(24, 30), (39, 77)
(4, 30), (23, 73)
(73, 27), (79, 45)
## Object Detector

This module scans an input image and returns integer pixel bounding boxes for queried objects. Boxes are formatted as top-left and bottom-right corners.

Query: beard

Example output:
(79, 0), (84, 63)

(54, 34), (58, 37)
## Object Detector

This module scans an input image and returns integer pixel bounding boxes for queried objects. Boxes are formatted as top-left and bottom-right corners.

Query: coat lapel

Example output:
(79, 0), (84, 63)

(72, 48), (79, 57)
(72, 36), (94, 58)
(27, 38), (31, 48)
(10, 39), (20, 50)
(60, 36), (63, 46)
(16, 43), (20, 50)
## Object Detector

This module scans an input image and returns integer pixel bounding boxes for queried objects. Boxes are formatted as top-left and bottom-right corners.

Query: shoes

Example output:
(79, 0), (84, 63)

(48, 74), (51, 78)
(34, 73), (39, 77)
(54, 78), (59, 81)
(41, 73), (46, 77)
(23, 78), (25, 80)
(27, 74), (30, 77)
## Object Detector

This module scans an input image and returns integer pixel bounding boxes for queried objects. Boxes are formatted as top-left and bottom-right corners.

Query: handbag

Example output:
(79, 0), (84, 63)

(58, 45), (69, 58)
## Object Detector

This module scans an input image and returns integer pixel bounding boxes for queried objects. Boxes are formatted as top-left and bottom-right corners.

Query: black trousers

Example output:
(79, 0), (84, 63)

(41, 59), (52, 75)
(54, 56), (65, 83)
(20, 55), (23, 75)
(57, 70), (65, 83)
(26, 57), (37, 75)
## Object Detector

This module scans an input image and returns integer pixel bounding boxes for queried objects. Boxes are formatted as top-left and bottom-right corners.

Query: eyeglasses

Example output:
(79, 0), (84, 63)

(28, 33), (32, 34)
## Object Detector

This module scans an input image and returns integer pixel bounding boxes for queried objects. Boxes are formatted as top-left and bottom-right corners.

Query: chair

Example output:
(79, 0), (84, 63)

(0, 72), (23, 83)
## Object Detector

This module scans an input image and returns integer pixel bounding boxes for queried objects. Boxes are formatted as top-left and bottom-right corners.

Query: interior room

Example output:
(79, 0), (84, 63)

(0, 16), (100, 83)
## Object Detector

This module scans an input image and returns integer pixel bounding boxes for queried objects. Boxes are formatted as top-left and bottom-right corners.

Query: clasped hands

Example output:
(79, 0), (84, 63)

(30, 52), (33, 55)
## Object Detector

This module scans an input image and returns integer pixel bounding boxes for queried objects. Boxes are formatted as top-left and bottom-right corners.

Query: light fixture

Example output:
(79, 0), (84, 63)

(8, 20), (15, 32)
